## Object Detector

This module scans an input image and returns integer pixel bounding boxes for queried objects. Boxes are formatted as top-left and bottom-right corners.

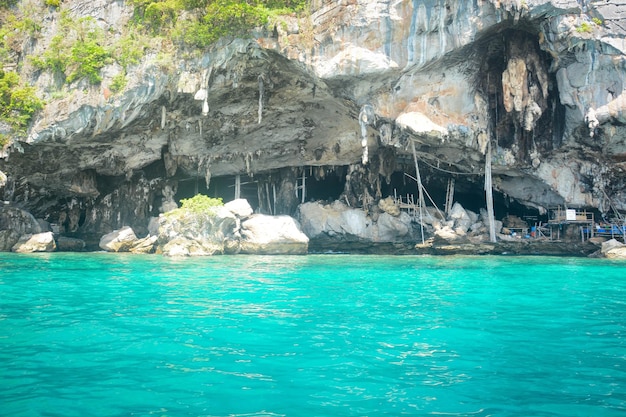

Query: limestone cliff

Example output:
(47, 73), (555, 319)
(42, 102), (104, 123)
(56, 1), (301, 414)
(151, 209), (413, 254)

(1, 0), (625, 245)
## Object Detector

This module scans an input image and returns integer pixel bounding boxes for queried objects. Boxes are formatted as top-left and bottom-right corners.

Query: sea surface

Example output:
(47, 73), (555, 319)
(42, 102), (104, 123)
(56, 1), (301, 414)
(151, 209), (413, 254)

(1, 253), (625, 417)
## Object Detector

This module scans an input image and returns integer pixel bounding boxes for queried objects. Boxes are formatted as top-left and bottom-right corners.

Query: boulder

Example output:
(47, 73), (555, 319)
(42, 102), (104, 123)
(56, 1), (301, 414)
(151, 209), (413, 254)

(224, 199), (254, 218)
(449, 202), (472, 234)
(299, 200), (419, 243)
(56, 236), (86, 252)
(0, 229), (20, 251)
(0, 207), (42, 235)
(434, 225), (460, 241)
(375, 212), (412, 242)
(605, 246), (626, 259)
(147, 216), (160, 236)
(378, 197), (400, 217)
(129, 235), (158, 254)
(155, 205), (237, 254)
(12, 232), (57, 253)
(240, 214), (309, 254)
(160, 236), (224, 257)
(99, 226), (138, 252)
(334, 209), (371, 239)
(601, 238), (625, 255)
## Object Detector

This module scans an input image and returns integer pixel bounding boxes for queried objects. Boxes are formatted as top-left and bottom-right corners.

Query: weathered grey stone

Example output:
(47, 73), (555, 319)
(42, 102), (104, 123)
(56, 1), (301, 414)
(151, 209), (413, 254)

(12, 232), (56, 253)
(240, 214), (308, 255)
(161, 236), (224, 257)
(0, 229), (20, 251)
(129, 235), (158, 254)
(99, 226), (138, 252)
(155, 207), (237, 255)
(375, 212), (412, 242)
(56, 236), (86, 252)
(0, 207), (42, 235)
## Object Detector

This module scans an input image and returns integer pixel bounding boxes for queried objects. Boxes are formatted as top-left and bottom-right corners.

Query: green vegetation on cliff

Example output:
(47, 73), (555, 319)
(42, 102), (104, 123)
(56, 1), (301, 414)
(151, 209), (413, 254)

(0, 70), (43, 136)
(131, 0), (308, 48)
(31, 12), (111, 84)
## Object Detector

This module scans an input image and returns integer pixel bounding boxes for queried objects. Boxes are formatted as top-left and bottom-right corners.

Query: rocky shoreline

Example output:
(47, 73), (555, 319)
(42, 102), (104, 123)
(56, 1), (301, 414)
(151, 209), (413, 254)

(2, 198), (625, 259)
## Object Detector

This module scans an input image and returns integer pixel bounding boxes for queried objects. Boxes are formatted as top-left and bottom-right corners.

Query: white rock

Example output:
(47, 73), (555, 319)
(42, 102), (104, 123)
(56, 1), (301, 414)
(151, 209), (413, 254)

(225, 199), (254, 218)
(605, 246), (626, 259)
(12, 232), (56, 253)
(240, 214), (308, 254)
(99, 226), (138, 252)
(601, 238), (625, 255)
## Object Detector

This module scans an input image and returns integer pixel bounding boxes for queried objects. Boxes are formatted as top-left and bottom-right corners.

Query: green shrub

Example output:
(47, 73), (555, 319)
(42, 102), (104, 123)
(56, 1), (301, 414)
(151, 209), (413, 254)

(44, 0), (60, 8)
(0, 13), (42, 65)
(0, 0), (18, 8)
(66, 37), (110, 83)
(576, 22), (592, 33)
(135, 0), (309, 48)
(0, 70), (43, 130)
(31, 14), (111, 85)
(109, 73), (127, 93)
(144, 0), (179, 31)
(114, 31), (149, 69)
(592, 17), (603, 26)
(179, 194), (223, 214)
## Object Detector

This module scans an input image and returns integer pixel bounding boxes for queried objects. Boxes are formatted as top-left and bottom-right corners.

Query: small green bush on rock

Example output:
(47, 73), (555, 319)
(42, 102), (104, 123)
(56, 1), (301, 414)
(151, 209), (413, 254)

(179, 194), (224, 214)
(164, 194), (224, 220)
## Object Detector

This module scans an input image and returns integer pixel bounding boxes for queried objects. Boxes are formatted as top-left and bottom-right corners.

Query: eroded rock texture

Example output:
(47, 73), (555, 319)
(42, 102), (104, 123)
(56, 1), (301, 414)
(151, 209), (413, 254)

(1, 0), (625, 246)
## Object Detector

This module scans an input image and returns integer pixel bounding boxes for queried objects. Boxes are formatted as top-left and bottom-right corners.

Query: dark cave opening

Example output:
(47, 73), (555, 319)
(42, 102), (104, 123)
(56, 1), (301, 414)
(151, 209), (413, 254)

(305, 167), (346, 202)
(381, 168), (542, 225)
(478, 27), (565, 159)
(176, 175), (261, 209)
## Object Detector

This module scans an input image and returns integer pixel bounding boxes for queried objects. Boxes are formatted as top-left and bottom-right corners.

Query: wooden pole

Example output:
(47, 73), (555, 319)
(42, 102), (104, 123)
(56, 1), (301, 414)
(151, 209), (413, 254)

(485, 141), (497, 242)
(411, 140), (426, 245)
(301, 168), (306, 204)
(265, 182), (272, 215)
(445, 177), (455, 216)
(234, 174), (241, 200)
(272, 183), (277, 215)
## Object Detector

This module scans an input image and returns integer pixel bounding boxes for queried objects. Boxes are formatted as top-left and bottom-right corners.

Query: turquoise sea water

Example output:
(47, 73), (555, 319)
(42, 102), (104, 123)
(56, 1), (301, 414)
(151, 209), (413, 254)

(1, 253), (625, 417)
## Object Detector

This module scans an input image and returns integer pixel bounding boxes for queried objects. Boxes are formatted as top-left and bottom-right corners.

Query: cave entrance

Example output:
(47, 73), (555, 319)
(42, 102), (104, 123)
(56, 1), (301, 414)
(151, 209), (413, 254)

(380, 166), (542, 226)
(175, 174), (260, 209)
(478, 27), (565, 160)
(303, 166), (346, 203)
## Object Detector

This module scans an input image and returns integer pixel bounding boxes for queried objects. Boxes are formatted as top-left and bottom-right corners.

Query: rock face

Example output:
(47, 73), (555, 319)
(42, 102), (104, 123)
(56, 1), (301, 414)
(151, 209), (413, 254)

(298, 200), (413, 242)
(601, 238), (626, 259)
(240, 215), (309, 255)
(96, 199), (308, 256)
(99, 226), (138, 252)
(12, 232), (57, 253)
(1, 0), (626, 249)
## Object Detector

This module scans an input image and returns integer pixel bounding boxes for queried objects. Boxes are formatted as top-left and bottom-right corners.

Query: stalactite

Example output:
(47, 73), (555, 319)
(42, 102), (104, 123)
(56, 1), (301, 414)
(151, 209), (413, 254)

(258, 74), (265, 124)
(359, 104), (376, 164)
(245, 153), (252, 176)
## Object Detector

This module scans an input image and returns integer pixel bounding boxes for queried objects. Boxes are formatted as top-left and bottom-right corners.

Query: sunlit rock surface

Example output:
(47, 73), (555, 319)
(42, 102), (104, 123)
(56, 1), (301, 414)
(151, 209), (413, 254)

(1, 0), (626, 250)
